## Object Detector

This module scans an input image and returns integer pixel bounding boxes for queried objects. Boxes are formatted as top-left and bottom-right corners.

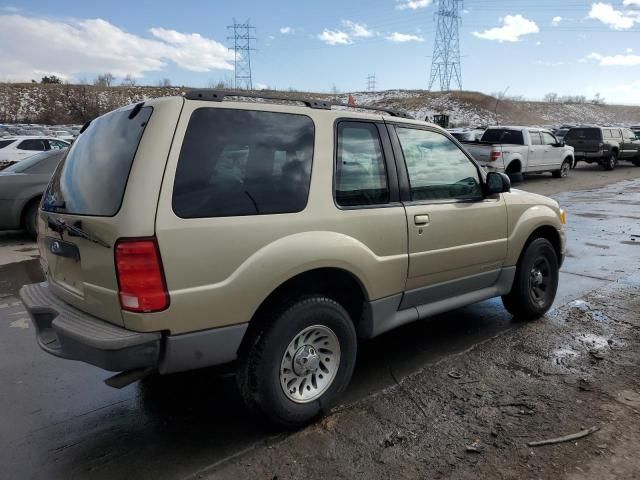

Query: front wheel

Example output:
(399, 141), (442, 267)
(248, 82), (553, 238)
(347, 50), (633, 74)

(236, 296), (357, 427)
(603, 152), (617, 171)
(502, 237), (559, 321)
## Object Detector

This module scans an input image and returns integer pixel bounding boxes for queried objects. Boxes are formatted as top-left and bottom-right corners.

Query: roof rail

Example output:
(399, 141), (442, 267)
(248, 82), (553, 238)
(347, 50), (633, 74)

(184, 89), (413, 119)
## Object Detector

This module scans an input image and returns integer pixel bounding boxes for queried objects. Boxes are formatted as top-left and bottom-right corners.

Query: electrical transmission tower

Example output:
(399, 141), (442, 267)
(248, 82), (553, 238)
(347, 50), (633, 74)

(366, 74), (376, 92)
(227, 19), (256, 90)
(428, 0), (463, 91)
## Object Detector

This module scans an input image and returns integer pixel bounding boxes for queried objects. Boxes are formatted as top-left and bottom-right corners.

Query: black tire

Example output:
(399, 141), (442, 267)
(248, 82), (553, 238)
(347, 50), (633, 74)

(603, 152), (617, 171)
(552, 159), (572, 178)
(23, 201), (39, 239)
(502, 237), (559, 321)
(236, 295), (357, 427)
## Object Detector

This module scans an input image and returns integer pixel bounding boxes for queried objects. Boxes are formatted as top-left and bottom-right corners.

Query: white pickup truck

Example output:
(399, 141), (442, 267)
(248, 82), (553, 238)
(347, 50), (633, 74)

(463, 127), (575, 180)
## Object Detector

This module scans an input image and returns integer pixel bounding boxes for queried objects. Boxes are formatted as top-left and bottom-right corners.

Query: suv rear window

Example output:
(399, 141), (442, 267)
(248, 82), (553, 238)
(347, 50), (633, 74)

(43, 106), (152, 216)
(565, 128), (601, 140)
(173, 108), (314, 218)
(480, 129), (524, 145)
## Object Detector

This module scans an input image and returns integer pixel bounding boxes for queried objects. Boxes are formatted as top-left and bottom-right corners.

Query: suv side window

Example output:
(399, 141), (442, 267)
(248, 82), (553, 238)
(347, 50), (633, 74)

(17, 139), (47, 151)
(173, 108), (314, 218)
(396, 127), (483, 201)
(541, 132), (557, 145)
(335, 122), (389, 207)
(530, 132), (543, 145)
(623, 129), (636, 140)
(611, 129), (622, 139)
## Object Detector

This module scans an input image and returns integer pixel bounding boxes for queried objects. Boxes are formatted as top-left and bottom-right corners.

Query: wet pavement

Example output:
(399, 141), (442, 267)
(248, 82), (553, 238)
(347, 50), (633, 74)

(1, 177), (639, 479)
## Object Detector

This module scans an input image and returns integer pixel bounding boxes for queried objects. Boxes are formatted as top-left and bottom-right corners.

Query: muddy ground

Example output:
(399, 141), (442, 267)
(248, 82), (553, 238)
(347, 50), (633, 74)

(210, 276), (640, 480)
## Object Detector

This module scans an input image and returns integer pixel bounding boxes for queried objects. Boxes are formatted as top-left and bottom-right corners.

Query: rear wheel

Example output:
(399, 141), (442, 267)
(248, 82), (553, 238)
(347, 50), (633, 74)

(502, 237), (559, 321)
(552, 159), (571, 178)
(236, 295), (357, 427)
(23, 201), (39, 239)
(506, 163), (523, 183)
(603, 152), (617, 171)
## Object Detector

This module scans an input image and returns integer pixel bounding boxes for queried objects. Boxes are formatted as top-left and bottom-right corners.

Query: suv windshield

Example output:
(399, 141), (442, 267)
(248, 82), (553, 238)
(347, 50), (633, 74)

(43, 106), (152, 216)
(480, 129), (524, 145)
(565, 128), (601, 140)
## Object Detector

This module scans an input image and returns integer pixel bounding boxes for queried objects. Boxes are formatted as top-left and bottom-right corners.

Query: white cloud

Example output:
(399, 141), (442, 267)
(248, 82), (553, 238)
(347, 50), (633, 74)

(623, 0), (640, 7)
(0, 14), (234, 81)
(254, 83), (268, 90)
(318, 29), (352, 45)
(279, 26), (294, 34)
(588, 2), (638, 30)
(473, 15), (539, 42)
(342, 20), (375, 38)
(587, 51), (640, 66)
(385, 32), (424, 42)
(551, 16), (563, 26)
(627, 47), (634, 53)
(536, 41), (542, 45)
(396, 0), (432, 10)
(317, 20), (376, 45)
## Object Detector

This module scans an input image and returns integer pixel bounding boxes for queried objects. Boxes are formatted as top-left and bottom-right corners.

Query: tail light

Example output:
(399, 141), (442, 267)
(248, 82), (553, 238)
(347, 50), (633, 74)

(489, 151), (502, 162)
(115, 238), (169, 312)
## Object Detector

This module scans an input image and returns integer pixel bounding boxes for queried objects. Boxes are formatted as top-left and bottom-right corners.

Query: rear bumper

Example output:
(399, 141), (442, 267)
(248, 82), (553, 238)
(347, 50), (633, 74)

(573, 150), (605, 161)
(20, 282), (248, 374)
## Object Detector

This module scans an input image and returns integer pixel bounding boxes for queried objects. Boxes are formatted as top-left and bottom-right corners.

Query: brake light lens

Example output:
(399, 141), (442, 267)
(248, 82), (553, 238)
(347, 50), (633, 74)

(489, 151), (502, 162)
(115, 239), (169, 312)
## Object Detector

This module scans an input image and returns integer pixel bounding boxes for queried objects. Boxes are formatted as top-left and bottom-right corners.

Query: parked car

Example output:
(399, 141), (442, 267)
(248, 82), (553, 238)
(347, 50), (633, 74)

(463, 126), (574, 179)
(564, 126), (640, 170)
(20, 92), (566, 426)
(0, 149), (67, 237)
(553, 128), (570, 142)
(0, 136), (70, 170)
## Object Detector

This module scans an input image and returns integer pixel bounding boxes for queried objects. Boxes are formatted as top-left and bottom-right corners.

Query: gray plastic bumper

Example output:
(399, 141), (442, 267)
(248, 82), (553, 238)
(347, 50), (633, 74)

(19, 282), (249, 374)
(20, 283), (161, 372)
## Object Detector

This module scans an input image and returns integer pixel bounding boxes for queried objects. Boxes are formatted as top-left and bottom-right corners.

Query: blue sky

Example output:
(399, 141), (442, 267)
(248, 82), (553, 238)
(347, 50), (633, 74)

(2, 0), (640, 103)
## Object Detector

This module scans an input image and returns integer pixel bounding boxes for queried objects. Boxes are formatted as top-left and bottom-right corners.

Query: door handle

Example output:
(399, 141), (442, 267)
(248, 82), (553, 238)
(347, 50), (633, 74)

(414, 214), (430, 226)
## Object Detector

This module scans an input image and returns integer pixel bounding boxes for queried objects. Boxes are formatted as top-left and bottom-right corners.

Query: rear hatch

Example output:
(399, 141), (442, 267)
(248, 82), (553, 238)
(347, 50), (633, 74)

(564, 128), (602, 153)
(39, 98), (183, 327)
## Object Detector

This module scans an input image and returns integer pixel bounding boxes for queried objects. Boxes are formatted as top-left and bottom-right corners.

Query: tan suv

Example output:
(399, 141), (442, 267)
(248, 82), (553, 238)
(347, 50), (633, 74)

(20, 91), (566, 426)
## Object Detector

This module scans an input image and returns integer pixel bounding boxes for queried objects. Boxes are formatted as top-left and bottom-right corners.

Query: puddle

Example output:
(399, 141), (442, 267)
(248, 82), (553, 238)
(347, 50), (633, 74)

(0, 260), (44, 297)
(585, 243), (610, 249)
(621, 241), (640, 246)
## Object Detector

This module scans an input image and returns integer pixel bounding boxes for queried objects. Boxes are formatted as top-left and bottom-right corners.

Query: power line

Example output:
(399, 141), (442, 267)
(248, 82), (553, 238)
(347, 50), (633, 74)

(428, 0), (463, 91)
(227, 19), (256, 90)
(366, 73), (377, 92)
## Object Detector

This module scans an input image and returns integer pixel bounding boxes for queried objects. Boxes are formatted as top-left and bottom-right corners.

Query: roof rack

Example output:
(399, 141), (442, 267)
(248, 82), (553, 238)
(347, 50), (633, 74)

(184, 89), (413, 119)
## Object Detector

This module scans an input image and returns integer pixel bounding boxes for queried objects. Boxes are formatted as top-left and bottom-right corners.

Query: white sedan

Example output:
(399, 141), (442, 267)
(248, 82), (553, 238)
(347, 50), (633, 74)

(0, 136), (70, 169)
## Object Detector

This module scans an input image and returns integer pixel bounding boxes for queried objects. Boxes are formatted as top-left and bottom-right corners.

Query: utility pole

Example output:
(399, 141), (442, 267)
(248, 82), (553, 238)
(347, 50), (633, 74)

(428, 0), (463, 91)
(366, 74), (376, 92)
(227, 19), (256, 90)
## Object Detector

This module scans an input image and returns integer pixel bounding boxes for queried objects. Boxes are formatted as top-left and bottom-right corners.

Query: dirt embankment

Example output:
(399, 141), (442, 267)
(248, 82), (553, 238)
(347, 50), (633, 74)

(2, 83), (639, 126)
(208, 277), (640, 480)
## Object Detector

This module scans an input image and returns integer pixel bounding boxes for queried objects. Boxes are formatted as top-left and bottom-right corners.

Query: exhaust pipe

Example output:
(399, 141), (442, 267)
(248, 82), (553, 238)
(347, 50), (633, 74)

(104, 367), (156, 389)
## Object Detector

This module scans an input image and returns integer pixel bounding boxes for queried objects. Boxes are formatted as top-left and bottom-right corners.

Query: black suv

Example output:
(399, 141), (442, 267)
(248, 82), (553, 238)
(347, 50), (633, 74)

(565, 126), (640, 170)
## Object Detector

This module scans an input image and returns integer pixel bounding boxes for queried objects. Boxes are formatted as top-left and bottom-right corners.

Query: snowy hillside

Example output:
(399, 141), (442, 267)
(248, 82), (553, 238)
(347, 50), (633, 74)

(1, 83), (639, 126)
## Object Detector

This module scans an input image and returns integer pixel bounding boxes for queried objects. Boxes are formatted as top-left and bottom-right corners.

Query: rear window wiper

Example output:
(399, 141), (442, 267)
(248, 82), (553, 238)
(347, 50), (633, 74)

(46, 215), (111, 249)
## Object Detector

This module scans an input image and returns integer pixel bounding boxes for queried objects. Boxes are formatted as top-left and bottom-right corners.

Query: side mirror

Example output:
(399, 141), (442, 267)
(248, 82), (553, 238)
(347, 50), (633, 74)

(486, 171), (511, 194)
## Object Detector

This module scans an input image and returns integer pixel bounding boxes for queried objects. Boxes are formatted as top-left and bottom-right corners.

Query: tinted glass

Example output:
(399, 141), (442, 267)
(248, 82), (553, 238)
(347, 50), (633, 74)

(336, 122), (389, 207)
(481, 129), (524, 145)
(565, 128), (601, 140)
(530, 132), (543, 145)
(48, 140), (68, 150)
(541, 132), (557, 145)
(43, 106), (152, 216)
(18, 139), (46, 151)
(173, 108), (314, 218)
(0, 140), (13, 149)
(397, 128), (482, 201)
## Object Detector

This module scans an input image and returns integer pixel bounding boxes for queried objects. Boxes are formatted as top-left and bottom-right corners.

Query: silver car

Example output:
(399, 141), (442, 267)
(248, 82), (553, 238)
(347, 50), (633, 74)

(0, 149), (66, 238)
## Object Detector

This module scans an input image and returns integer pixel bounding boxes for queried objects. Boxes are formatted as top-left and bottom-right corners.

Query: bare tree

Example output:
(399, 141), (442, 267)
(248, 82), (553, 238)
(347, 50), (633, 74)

(543, 92), (558, 103)
(157, 78), (171, 87)
(591, 92), (605, 105)
(94, 72), (115, 87)
(208, 76), (233, 89)
(41, 75), (62, 84)
(121, 74), (137, 87)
